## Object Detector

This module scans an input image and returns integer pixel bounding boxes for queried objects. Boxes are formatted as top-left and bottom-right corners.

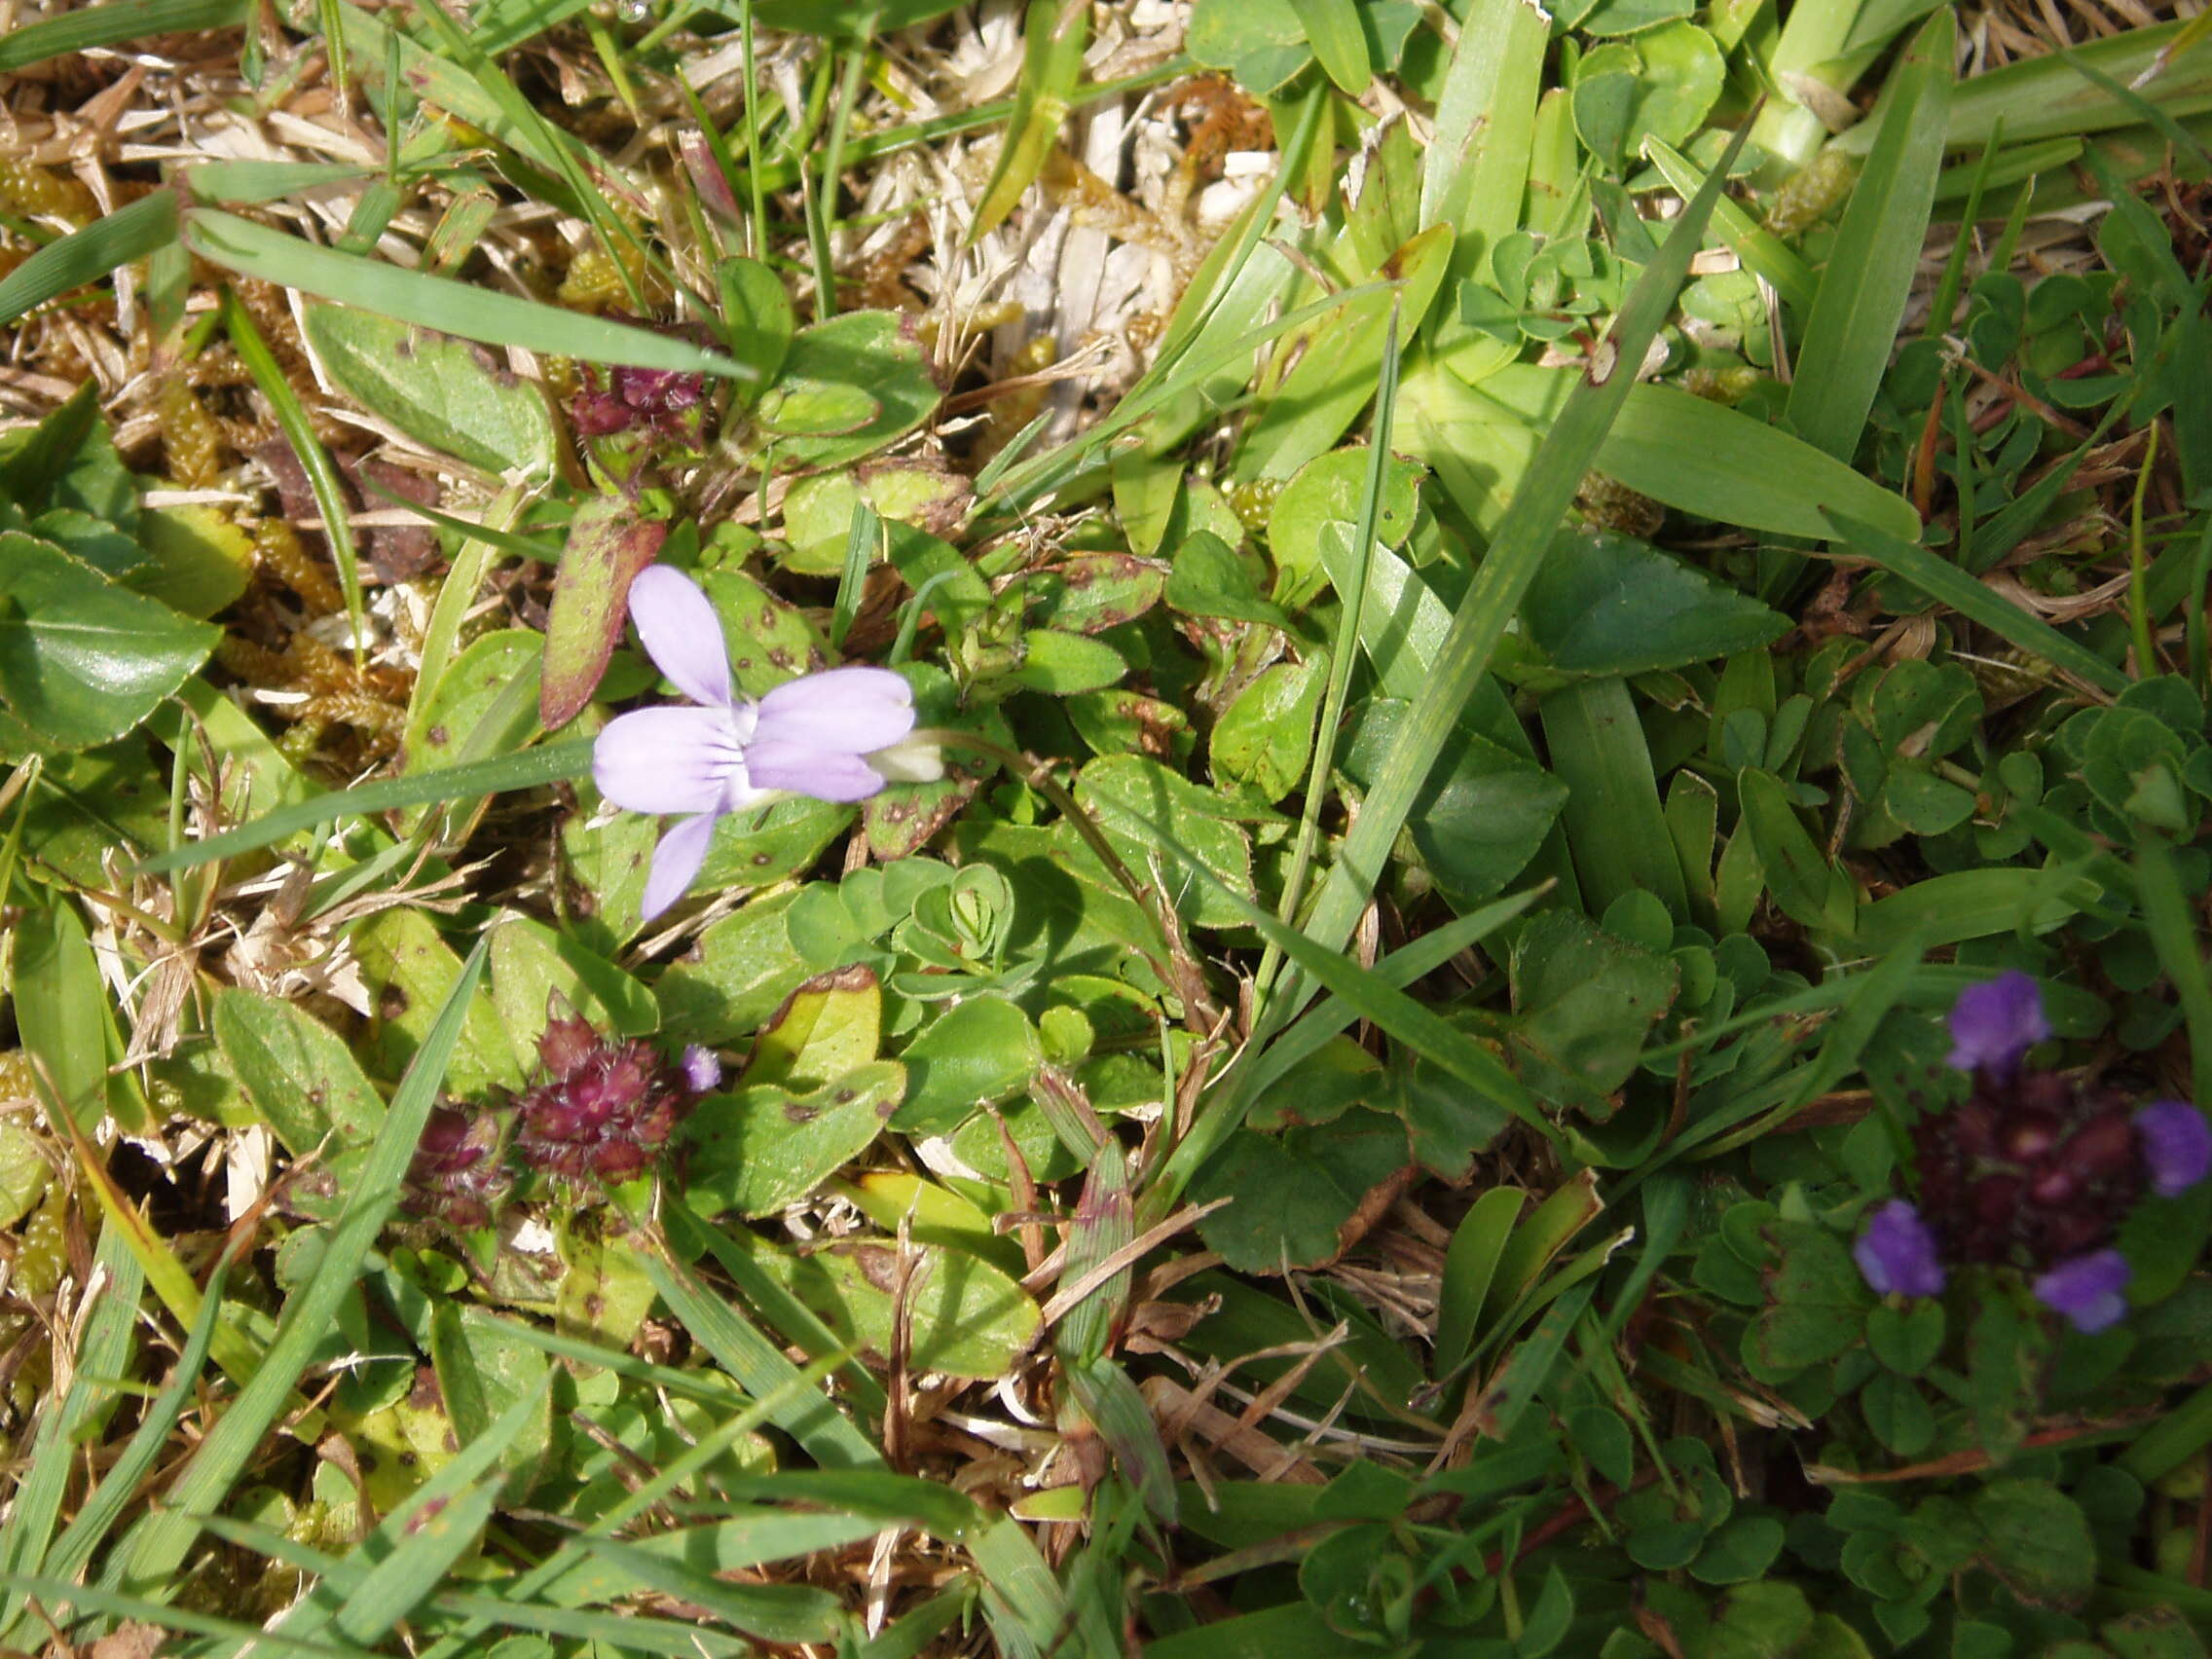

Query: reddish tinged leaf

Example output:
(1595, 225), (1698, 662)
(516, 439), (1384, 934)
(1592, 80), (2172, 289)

(539, 497), (666, 729)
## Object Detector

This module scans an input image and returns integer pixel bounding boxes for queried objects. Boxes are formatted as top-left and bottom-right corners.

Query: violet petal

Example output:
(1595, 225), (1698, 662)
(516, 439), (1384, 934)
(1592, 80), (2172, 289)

(682, 1044), (722, 1093)
(2137, 1100), (2212, 1198)
(745, 739), (890, 802)
(2033, 1249), (2132, 1334)
(641, 810), (720, 921)
(627, 566), (731, 709)
(1945, 971), (2049, 1078)
(756, 666), (916, 753)
(594, 706), (741, 815)
(1854, 1199), (1947, 1299)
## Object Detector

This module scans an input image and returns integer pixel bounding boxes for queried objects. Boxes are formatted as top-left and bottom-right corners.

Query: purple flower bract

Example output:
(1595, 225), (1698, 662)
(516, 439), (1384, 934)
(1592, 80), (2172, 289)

(1945, 971), (2050, 1080)
(1854, 1199), (1947, 1299)
(2033, 1248), (2132, 1334)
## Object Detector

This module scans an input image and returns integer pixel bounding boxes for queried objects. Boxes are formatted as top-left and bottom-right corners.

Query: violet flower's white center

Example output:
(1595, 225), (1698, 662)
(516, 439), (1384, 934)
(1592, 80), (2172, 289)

(712, 701), (764, 813)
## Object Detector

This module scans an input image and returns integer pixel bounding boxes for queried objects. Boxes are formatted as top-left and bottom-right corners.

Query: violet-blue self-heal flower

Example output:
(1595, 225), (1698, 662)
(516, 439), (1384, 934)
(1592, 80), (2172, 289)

(2136, 1100), (2212, 1198)
(594, 566), (940, 920)
(1946, 971), (2050, 1079)
(1855, 1199), (1948, 1298)
(2034, 1248), (2132, 1333)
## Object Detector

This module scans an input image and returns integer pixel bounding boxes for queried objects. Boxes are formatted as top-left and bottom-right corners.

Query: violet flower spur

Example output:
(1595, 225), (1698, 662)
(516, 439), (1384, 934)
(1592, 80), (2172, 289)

(2033, 1249), (2132, 1334)
(1945, 970), (2050, 1080)
(593, 566), (939, 920)
(2136, 1100), (2212, 1198)
(1854, 1199), (1948, 1299)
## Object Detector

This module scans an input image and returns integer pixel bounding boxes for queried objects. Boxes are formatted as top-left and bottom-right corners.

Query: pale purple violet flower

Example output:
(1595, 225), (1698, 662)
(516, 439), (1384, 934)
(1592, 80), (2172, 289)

(1946, 971), (2050, 1080)
(1855, 1199), (1948, 1299)
(681, 1044), (722, 1095)
(2136, 1100), (2212, 1198)
(594, 567), (939, 919)
(2033, 1248), (2132, 1334)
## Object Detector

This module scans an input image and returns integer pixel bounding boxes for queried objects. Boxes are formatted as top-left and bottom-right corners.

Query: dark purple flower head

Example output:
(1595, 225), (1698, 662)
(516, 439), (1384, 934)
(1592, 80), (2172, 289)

(569, 363), (708, 439)
(593, 567), (941, 918)
(404, 1104), (511, 1229)
(2136, 1100), (2212, 1198)
(513, 1014), (692, 1184)
(2033, 1248), (2132, 1334)
(1855, 1199), (1947, 1298)
(1946, 971), (2050, 1080)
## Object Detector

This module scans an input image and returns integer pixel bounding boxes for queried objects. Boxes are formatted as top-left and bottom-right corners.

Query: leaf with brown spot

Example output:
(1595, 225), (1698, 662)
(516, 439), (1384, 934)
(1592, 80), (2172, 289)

(539, 496), (668, 729)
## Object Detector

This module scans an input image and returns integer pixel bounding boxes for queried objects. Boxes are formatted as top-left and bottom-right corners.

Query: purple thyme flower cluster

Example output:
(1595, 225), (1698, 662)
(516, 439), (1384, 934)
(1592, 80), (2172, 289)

(594, 566), (941, 920)
(402, 1016), (723, 1223)
(1855, 972), (2212, 1333)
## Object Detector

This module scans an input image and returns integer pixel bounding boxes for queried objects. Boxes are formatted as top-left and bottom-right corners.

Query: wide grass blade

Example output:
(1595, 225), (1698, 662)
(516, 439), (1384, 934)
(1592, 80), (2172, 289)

(183, 209), (750, 376)
(1420, 0), (1547, 265)
(1784, 10), (1954, 463)
(1830, 16), (2212, 156)
(1271, 123), (1754, 1063)
(276, 1387), (550, 1644)
(1540, 677), (1690, 920)
(134, 739), (593, 874)
(0, 192), (178, 329)
(1085, 796), (1556, 1161)
(1642, 138), (1817, 312)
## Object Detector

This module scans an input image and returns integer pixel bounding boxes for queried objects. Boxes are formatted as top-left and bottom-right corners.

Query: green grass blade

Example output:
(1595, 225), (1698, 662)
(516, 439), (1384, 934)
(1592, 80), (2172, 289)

(1785, 10), (1954, 462)
(105, 937), (491, 1598)
(278, 1387), (548, 1644)
(0, 1573), (375, 1657)
(0, 0), (243, 69)
(1420, 0), (1547, 262)
(1823, 510), (2127, 695)
(970, 1516), (1070, 1659)
(1087, 796), (1556, 1161)
(1642, 137), (1818, 312)
(36, 1261), (235, 1594)
(0, 192), (179, 328)
(972, 0), (1089, 240)
(1243, 888), (1543, 1104)
(185, 161), (379, 205)
(220, 288), (366, 665)
(1269, 122), (1754, 1068)
(1831, 17), (2212, 157)
(1261, 309), (1400, 990)
(0, 1227), (144, 1643)
(134, 738), (593, 875)
(410, 1348), (858, 1659)
(182, 209), (750, 376)
(648, 1207), (884, 1469)
(1539, 676), (1690, 920)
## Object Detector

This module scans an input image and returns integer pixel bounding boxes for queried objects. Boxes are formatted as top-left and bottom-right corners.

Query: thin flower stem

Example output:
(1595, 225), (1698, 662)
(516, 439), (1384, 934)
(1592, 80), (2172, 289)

(920, 730), (1151, 906)
(2128, 422), (2161, 677)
